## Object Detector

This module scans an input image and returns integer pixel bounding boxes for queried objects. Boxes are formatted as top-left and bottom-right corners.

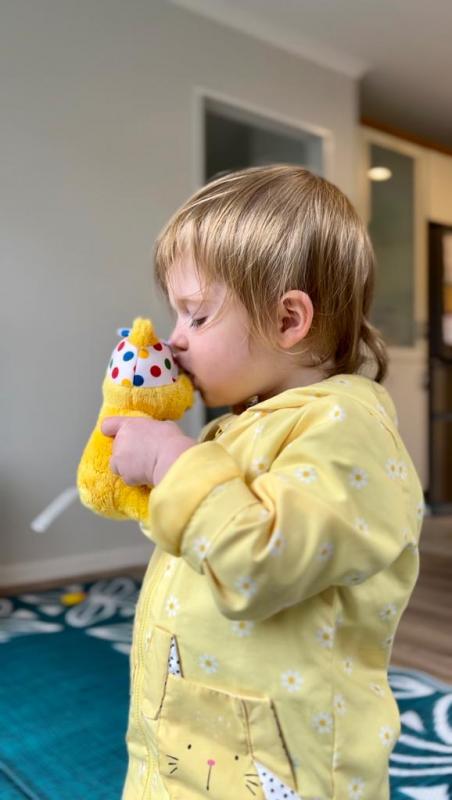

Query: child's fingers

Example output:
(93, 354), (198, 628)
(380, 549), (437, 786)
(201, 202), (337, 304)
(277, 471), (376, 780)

(101, 417), (126, 437)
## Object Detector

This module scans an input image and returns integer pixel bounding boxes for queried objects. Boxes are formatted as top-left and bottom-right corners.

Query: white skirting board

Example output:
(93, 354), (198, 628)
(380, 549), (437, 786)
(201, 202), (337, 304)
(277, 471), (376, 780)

(0, 542), (153, 590)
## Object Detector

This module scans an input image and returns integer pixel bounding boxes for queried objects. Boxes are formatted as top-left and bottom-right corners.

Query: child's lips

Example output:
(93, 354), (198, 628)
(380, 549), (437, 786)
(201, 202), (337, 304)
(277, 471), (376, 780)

(174, 357), (196, 383)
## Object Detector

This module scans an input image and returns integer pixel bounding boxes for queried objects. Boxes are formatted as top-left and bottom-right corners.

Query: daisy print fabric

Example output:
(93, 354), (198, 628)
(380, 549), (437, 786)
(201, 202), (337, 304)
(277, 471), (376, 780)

(130, 376), (425, 800)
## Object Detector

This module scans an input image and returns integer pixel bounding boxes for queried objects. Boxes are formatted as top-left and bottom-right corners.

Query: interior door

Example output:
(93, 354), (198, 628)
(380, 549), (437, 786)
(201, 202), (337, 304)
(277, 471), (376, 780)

(361, 128), (428, 490)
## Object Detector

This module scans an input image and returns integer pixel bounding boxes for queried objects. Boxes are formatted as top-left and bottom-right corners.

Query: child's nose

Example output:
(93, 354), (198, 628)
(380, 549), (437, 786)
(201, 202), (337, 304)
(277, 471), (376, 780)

(168, 326), (187, 351)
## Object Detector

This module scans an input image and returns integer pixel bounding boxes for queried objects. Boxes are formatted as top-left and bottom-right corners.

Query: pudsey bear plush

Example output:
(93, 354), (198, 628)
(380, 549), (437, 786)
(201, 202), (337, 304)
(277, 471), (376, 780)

(77, 318), (194, 522)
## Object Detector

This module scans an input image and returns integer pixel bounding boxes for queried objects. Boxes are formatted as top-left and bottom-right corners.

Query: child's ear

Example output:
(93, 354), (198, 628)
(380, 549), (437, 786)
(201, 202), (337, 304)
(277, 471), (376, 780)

(276, 290), (314, 349)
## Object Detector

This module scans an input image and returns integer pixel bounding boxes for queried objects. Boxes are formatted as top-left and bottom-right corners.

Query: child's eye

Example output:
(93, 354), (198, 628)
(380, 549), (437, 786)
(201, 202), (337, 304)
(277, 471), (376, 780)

(190, 317), (207, 329)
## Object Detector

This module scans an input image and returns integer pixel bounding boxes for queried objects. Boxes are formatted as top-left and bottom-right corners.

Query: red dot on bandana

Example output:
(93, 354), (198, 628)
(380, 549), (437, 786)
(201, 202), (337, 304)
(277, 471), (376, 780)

(117, 341), (125, 351)
(150, 365), (162, 377)
(153, 343), (163, 351)
(112, 367), (119, 379)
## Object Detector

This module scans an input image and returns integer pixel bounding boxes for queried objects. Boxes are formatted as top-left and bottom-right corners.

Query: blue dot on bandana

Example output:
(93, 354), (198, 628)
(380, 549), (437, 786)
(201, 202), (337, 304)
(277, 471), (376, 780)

(123, 351), (134, 361)
(119, 328), (130, 337)
(133, 374), (144, 387)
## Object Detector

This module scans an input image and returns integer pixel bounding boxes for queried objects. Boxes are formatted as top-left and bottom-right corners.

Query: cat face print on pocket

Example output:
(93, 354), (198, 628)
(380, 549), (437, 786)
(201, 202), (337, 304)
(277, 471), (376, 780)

(157, 636), (300, 800)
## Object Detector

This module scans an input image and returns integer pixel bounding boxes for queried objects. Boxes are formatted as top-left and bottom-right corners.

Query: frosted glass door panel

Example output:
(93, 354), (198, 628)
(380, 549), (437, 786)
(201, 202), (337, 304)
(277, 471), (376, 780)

(368, 144), (415, 347)
(205, 99), (324, 180)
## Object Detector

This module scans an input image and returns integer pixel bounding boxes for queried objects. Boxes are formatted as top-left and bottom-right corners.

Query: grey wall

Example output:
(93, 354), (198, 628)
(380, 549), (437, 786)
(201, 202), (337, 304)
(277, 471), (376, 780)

(1, 0), (359, 584)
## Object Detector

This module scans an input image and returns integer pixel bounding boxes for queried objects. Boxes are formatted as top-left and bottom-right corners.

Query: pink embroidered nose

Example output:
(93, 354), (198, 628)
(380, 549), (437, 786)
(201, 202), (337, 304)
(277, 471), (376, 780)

(207, 759), (216, 766)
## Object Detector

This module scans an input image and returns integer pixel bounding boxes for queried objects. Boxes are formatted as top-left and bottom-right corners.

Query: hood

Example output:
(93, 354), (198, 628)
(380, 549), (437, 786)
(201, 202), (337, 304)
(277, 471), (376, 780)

(246, 373), (398, 428)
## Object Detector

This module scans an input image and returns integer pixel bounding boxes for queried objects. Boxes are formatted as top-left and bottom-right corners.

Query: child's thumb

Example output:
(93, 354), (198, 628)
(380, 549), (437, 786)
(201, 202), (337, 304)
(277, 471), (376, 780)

(101, 417), (124, 437)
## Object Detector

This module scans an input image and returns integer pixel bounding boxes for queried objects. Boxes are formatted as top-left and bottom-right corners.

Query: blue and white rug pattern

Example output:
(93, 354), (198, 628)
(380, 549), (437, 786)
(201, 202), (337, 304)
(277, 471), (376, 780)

(0, 576), (138, 655)
(389, 668), (452, 799)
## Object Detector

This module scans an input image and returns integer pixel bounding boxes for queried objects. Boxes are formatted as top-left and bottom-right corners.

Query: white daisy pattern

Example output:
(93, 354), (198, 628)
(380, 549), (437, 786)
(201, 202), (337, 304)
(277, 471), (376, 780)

(290, 755), (301, 770)
(416, 499), (425, 521)
(369, 682), (385, 697)
(348, 776), (365, 799)
(379, 725), (396, 748)
(397, 460), (408, 480)
(199, 654), (219, 674)
(381, 634), (394, 649)
(329, 404), (346, 422)
(269, 528), (287, 557)
(294, 465), (318, 484)
(342, 657), (354, 675)
(210, 483), (228, 498)
(354, 516), (369, 536)
(379, 603), (397, 622)
(334, 693), (347, 715)
(385, 458), (400, 480)
(191, 537), (211, 561)
(317, 541), (334, 562)
(234, 575), (258, 599)
(312, 712), (333, 735)
(230, 620), (254, 637)
(165, 595), (180, 617)
(343, 571), (367, 586)
(162, 559), (176, 579)
(316, 625), (335, 648)
(281, 669), (304, 693)
(348, 466), (368, 490)
(251, 456), (270, 477)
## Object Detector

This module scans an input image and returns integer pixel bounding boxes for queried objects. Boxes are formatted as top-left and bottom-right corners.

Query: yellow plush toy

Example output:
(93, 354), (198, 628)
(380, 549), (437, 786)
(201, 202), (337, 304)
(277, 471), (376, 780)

(77, 317), (194, 523)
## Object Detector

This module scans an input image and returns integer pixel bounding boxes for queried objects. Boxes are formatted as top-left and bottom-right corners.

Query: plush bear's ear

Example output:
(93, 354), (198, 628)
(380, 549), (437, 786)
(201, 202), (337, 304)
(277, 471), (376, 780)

(116, 327), (131, 338)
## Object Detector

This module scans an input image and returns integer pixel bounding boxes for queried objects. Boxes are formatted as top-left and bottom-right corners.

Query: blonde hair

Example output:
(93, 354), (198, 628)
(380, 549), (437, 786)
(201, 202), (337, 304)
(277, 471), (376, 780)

(154, 164), (388, 382)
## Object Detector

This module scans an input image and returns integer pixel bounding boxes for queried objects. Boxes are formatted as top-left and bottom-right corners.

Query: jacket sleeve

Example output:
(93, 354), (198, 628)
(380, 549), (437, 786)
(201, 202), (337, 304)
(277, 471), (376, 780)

(146, 401), (423, 621)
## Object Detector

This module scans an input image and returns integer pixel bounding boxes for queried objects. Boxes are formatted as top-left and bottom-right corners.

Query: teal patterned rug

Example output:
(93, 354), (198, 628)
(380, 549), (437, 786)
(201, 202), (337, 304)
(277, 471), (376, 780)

(1, 578), (451, 799)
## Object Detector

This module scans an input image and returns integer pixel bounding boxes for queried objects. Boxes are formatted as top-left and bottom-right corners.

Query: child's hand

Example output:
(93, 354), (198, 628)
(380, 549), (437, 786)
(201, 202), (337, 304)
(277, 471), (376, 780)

(101, 417), (196, 487)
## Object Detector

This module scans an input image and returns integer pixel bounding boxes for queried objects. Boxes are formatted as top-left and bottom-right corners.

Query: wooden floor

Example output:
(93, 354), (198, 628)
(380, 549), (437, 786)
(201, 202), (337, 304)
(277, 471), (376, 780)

(4, 516), (452, 683)
(391, 514), (452, 683)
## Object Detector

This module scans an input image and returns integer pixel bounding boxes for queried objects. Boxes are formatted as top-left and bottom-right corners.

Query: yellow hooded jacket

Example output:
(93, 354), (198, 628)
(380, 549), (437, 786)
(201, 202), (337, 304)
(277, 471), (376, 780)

(123, 374), (424, 800)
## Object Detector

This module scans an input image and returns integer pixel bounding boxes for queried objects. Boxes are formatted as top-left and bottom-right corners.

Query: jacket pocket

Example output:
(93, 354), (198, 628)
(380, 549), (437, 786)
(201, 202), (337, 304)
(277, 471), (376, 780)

(141, 624), (174, 720)
(142, 625), (299, 800)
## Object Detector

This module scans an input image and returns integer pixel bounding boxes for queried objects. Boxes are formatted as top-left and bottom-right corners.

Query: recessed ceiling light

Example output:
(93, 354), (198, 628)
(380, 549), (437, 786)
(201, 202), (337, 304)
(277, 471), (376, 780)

(368, 166), (392, 181)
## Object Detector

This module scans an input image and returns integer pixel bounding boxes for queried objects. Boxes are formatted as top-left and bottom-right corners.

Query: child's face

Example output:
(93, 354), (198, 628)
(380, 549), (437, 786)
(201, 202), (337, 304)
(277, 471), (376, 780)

(167, 256), (283, 409)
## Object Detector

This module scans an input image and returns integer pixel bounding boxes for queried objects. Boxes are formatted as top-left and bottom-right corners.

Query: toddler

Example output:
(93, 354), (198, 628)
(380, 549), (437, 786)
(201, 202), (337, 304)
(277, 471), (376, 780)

(102, 165), (424, 800)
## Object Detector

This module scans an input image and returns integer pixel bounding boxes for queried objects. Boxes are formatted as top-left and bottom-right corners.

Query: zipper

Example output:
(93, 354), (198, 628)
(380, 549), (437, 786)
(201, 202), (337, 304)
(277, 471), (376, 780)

(132, 547), (168, 797)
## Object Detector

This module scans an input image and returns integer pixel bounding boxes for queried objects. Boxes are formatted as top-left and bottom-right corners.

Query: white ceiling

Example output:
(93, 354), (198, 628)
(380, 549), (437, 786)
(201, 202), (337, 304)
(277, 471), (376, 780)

(171, 0), (452, 148)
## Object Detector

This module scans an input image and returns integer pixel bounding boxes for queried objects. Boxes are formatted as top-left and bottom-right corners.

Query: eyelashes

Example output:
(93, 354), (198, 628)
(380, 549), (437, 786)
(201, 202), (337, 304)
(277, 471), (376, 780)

(189, 317), (207, 328)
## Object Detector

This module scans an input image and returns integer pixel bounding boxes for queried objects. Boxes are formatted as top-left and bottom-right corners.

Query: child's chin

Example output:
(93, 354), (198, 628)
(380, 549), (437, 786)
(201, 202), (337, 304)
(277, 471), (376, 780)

(202, 391), (228, 409)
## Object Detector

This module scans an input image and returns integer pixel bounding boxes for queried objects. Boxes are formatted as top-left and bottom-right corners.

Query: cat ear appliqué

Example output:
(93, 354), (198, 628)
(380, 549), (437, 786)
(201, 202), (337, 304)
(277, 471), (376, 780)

(168, 636), (182, 677)
(255, 760), (299, 799)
